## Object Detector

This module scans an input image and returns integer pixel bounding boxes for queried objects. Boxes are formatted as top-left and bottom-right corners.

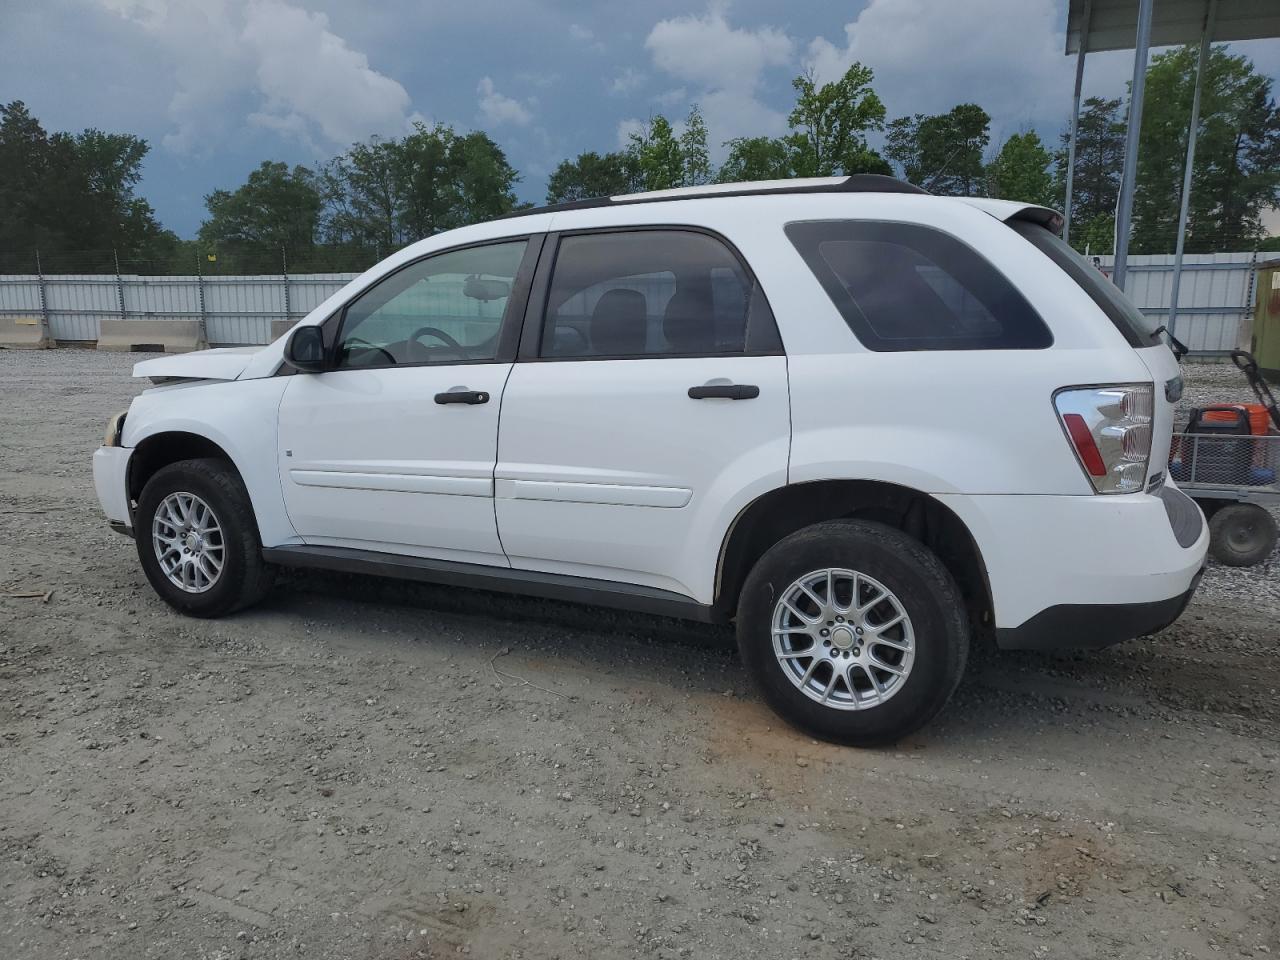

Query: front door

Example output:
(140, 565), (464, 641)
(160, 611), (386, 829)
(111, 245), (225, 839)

(495, 228), (791, 602)
(277, 237), (535, 564)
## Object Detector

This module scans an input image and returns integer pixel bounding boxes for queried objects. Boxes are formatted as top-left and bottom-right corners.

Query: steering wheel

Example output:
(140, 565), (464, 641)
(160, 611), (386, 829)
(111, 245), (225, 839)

(343, 336), (396, 365)
(410, 326), (463, 350)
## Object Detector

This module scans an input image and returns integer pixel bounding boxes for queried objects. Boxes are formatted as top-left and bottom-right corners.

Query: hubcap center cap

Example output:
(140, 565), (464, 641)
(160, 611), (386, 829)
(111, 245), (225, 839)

(830, 625), (856, 650)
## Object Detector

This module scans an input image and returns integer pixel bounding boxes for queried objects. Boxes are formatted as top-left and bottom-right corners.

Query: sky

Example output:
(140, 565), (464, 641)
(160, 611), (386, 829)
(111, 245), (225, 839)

(2, 0), (1278, 240)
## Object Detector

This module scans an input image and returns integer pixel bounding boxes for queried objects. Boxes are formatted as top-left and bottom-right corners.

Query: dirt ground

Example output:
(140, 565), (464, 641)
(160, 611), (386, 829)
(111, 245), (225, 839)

(2, 349), (1278, 960)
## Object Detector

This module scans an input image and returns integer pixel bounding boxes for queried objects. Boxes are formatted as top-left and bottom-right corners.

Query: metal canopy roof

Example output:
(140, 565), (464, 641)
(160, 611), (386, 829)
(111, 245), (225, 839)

(1066, 0), (1280, 53)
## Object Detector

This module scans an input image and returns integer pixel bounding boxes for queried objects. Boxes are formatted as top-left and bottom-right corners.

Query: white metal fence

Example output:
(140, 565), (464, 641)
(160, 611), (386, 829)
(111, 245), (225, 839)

(0, 272), (358, 346)
(1095, 251), (1259, 354)
(0, 251), (1263, 353)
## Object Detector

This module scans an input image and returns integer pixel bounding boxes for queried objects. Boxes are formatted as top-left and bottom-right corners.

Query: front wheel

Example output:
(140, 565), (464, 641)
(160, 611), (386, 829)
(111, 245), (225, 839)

(134, 458), (274, 617)
(736, 520), (969, 747)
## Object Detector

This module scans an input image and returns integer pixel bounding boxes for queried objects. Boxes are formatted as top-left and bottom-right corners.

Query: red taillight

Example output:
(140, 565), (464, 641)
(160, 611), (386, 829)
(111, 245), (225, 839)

(1054, 385), (1154, 494)
(1062, 412), (1108, 477)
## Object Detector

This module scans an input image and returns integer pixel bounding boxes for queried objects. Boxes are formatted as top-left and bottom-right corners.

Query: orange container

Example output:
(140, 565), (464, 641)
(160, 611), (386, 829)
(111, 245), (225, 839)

(1201, 404), (1271, 435)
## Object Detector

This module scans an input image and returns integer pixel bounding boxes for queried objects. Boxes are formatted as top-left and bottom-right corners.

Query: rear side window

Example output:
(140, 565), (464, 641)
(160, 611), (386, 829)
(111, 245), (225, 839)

(540, 230), (778, 359)
(785, 220), (1052, 351)
(1010, 220), (1158, 347)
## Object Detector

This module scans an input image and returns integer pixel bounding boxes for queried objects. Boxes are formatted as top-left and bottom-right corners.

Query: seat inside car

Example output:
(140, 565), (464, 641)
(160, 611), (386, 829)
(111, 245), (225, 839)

(589, 288), (647, 356)
(662, 287), (716, 354)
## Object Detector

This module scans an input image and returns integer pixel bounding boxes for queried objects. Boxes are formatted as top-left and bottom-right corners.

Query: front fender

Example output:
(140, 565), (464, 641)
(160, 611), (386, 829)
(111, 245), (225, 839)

(122, 378), (298, 547)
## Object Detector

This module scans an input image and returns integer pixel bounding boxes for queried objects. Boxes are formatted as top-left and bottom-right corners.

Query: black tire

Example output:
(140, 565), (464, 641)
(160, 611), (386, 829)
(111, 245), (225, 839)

(736, 520), (969, 747)
(1208, 502), (1278, 567)
(134, 458), (274, 617)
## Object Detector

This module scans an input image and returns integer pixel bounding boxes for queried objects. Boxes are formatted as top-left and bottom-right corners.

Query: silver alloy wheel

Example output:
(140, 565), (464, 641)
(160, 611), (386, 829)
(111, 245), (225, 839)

(771, 568), (915, 710)
(151, 491), (225, 594)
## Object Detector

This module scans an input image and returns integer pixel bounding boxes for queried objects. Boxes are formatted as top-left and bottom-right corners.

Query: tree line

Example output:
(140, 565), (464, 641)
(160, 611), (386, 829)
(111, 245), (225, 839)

(2, 44), (1278, 275)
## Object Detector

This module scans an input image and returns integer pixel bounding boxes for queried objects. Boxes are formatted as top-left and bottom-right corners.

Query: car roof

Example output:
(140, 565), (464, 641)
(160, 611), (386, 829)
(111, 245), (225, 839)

(492, 175), (1062, 234)
(500, 174), (928, 220)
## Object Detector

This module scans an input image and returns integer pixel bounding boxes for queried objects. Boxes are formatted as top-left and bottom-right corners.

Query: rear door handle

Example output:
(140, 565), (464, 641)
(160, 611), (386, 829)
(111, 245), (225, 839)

(688, 384), (759, 400)
(434, 388), (489, 405)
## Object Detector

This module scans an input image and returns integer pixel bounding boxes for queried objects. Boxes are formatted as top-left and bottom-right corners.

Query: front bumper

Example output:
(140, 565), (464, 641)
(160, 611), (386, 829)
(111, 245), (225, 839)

(995, 562), (1205, 651)
(93, 445), (133, 529)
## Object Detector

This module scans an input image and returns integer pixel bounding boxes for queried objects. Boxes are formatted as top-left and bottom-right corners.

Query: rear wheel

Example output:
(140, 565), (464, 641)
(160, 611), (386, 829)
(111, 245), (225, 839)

(134, 458), (274, 617)
(1208, 502), (1277, 567)
(736, 520), (969, 747)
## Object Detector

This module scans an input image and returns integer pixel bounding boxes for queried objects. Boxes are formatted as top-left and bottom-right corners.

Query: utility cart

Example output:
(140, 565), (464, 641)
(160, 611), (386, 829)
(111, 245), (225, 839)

(1170, 352), (1280, 567)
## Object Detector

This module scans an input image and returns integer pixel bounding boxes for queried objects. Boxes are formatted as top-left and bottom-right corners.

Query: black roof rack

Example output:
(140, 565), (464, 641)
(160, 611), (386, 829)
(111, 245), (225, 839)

(500, 174), (929, 220)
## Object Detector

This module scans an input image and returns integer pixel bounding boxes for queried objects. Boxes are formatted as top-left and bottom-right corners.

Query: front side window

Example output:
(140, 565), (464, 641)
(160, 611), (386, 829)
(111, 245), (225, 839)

(540, 230), (755, 359)
(786, 220), (1052, 351)
(335, 239), (528, 368)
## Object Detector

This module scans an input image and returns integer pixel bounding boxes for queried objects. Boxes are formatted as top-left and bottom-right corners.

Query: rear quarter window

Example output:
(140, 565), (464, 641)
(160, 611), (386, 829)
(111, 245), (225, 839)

(785, 220), (1052, 352)
(1010, 220), (1159, 348)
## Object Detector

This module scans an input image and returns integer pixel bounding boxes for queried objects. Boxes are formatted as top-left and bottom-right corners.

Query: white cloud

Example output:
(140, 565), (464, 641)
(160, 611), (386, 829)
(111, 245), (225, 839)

(646, 8), (791, 91)
(568, 22), (605, 52)
(644, 8), (792, 151)
(477, 76), (533, 126)
(243, 1), (412, 146)
(805, 0), (1130, 146)
(97, 0), (415, 153)
(616, 117), (645, 149)
(654, 87), (689, 108)
(610, 67), (645, 96)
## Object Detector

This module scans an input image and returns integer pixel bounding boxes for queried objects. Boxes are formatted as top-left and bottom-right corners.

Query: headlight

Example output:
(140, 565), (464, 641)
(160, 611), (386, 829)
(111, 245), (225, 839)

(104, 410), (128, 447)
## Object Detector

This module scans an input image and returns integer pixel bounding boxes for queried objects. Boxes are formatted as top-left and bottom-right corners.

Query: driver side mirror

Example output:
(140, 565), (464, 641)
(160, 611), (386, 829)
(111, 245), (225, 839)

(285, 325), (327, 373)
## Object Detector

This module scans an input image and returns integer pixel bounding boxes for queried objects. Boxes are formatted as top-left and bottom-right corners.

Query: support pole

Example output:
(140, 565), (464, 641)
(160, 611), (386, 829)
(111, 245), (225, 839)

(1063, 0), (1092, 246)
(1112, 0), (1154, 292)
(1167, 0), (1217, 338)
(113, 248), (126, 319)
(196, 251), (208, 346)
(281, 244), (291, 324)
(35, 248), (50, 341)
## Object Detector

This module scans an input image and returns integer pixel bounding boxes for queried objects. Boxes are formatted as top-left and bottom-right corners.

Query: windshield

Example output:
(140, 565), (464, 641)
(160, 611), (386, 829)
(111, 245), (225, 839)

(1011, 220), (1160, 347)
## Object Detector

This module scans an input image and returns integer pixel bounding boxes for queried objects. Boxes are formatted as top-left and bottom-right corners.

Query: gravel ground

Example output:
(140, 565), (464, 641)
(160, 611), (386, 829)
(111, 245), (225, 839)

(1, 349), (1278, 960)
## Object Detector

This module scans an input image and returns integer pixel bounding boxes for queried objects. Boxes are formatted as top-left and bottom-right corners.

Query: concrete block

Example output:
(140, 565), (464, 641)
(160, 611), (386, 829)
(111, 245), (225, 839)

(270, 319), (297, 342)
(0, 316), (51, 349)
(97, 319), (206, 353)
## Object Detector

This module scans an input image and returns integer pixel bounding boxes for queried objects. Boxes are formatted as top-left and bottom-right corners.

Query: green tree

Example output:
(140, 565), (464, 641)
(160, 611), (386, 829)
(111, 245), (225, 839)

(717, 136), (794, 182)
(626, 115), (686, 191)
(321, 137), (403, 248)
(1055, 96), (1125, 252)
(787, 65), (889, 177)
(1131, 45), (1280, 253)
(680, 104), (712, 186)
(986, 131), (1054, 206)
(322, 123), (519, 250)
(886, 103), (991, 195)
(0, 101), (173, 271)
(199, 161), (323, 267)
(450, 129), (521, 226)
(546, 151), (638, 203)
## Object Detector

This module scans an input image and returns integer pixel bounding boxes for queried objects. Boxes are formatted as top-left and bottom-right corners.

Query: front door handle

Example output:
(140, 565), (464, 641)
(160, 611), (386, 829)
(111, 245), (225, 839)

(434, 388), (490, 405)
(688, 383), (759, 400)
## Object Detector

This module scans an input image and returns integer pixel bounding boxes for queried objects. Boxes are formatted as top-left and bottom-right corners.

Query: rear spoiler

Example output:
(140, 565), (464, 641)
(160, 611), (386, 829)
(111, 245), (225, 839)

(956, 198), (1064, 236)
(1008, 206), (1065, 236)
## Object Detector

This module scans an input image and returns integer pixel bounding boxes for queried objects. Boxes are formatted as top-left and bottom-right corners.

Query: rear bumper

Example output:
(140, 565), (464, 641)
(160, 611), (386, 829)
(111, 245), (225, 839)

(995, 563), (1204, 651)
(935, 482), (1209, 649)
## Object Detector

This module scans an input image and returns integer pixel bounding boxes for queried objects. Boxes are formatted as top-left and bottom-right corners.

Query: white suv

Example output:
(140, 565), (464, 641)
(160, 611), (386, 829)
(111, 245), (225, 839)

(93, 175), (1208, 745)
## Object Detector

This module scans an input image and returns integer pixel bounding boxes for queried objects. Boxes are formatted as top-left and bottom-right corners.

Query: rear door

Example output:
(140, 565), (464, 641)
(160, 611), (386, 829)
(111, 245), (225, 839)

(277, 237), (538, 564)
(494, 227), (790, 602)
